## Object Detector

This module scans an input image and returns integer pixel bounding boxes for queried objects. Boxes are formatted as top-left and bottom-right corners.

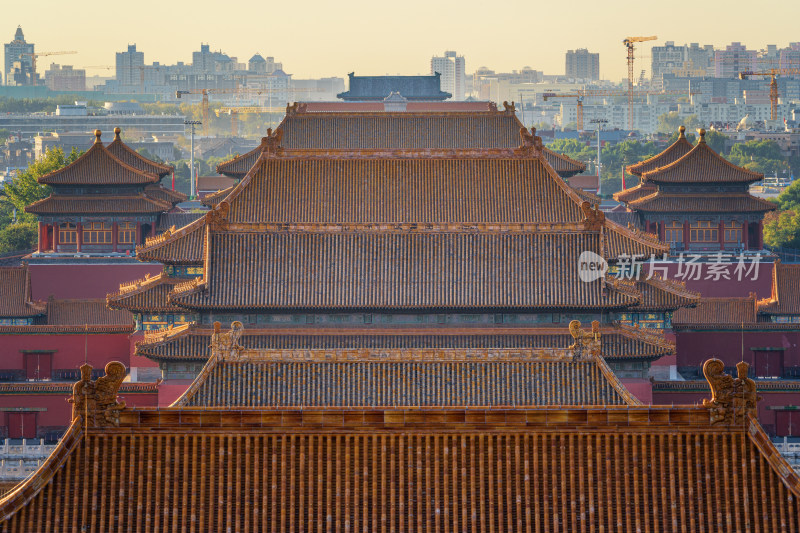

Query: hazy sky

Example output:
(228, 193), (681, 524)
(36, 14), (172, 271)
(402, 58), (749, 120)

(4, 0), (800, 82)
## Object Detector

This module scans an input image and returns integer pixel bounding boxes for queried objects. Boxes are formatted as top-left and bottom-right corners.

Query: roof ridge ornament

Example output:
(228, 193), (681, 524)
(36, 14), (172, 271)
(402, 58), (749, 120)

(678, 125), (685, 138)
(114, 127), (121, 140)
(568, 320), (601, 360)
(702, 358), (761, 425)
(697, 128), (706, 144)
(263, 128), (284, 155)
(581, 201), (605, 230)
(502, 101), (516, 115)
(69, 362), (127, 427)
(205, 200), (230, 230)
(94, 129), (102, 144)
(211, 321), (245, 361)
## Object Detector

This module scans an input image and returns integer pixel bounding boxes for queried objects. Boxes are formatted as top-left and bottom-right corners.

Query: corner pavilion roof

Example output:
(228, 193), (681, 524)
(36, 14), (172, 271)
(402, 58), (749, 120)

(38, 130), (160, 186)
(625, 126), (693, 177)
(106, 127), (173, 178)
(640, 129), (764, 185)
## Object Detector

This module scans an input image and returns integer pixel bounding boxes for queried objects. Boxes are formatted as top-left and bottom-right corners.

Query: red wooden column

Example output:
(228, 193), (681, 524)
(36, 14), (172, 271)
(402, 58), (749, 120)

(683, 221), (690, 247)
(76, 223), (83, 253)
(37, 222), (43, 253)
(742, 222), (749, 251)
(659, 222), (666, 242)
(136, 222), (141, 246)
(112, 222), (118, 253)
(757, 221), (763, 250)
(718, 221), (725, 250)
(53, 222), (59, 252)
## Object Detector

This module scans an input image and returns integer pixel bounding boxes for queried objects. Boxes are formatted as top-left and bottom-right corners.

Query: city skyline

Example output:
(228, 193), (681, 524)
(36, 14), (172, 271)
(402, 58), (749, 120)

(3, 0), (799, 82)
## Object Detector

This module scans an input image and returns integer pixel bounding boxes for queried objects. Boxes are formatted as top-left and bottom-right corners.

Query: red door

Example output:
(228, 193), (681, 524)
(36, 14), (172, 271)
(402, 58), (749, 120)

(24, 353), (52, 381)
(776, 411), (798, 437)
(7, 412), (37, 439)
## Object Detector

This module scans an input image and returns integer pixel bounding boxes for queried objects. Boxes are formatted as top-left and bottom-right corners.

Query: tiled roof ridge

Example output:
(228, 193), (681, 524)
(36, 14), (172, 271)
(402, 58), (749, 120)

(200, 186), (234, 207)
(602, 217), (667, 253)
(758, 261), (800, 314)
(626, 126), (693, 176)
(614, 321), (676, 351)
(202, 221), (613, 234)
(0, 382), (158, 393)
(541, 145), (587, 170)
(641, 139), (763, 184)
(0, 266), (47, 317)
(26, 192), (174, 215)
(0, 324), (134, 334)
(137, 215), (205, 256)
(38, 135), (160, 185)
(107, 128), (174, 175)
(747, 413), (800, 498)
(613, 182), (656, 203)
(112, 272), (168, 296)
(144, 183), (187, 203)
(138, 322), (194, 347)
(606, 278), (642, 304)
(641, 273), (702, 301)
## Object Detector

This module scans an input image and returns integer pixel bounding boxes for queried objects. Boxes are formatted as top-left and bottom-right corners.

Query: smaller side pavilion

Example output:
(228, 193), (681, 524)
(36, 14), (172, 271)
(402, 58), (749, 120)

(25, 129), (183, 256)
(615, 127), (775, 252)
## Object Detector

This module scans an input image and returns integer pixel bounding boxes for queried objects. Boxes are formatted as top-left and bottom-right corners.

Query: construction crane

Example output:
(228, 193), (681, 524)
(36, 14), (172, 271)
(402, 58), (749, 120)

(739, 68), (800, 121)
(543, 89), (692, 131)
(20, 51), (77, 86)
(623, 36), (657, 129)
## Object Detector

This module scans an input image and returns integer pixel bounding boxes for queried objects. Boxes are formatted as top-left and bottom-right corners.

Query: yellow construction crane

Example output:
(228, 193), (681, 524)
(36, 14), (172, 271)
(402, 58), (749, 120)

(544, 88), (692, 131)
(20, 51), (77, 86)
(622, 36), (657, 129)
(739, 68), (800, 121)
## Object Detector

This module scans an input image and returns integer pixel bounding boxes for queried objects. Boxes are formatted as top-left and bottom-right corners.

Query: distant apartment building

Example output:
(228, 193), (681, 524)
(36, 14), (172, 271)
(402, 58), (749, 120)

(431, 51), (466, 100)
(715, 42), (758, 78)
(651, 42), (715, 87)
(44, 64), (86, 91)
(780, 43), (800, 71)
(4, 26), (34, 86)
(115, 44), (144, 87)
(564, 49), (599, 81)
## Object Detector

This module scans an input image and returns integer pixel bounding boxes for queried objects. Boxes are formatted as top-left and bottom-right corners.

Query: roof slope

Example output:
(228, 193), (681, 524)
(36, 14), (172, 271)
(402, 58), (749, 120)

(38, 131), (159, 186)
(626, 126), (694, 176)
(0, 267), (45, 318)
(45, 298), (133, 326)
(673, 295), (758, 327)
(26, 194), (172, 215)
(641, 130), (763, 184)
(107, 273), (187, 313)
(106, 127), (173, 177)
(1, 406), (797, 531)
(626, 192), (776, 213)
(759, 262), (800, 315)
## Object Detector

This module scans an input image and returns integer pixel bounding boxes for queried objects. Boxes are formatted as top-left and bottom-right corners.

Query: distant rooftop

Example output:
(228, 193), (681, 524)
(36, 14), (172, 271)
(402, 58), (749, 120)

(337, 72), (451, 101)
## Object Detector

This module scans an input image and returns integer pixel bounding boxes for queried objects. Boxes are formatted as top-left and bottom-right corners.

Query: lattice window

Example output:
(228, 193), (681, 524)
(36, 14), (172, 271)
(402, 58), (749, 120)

(690, 221), (717, 242)
(724, 221), (742, 243)
(59, 223), (77, 244)
(118, 222), (136, 244)
(83, 222), (112, 244)
(664, 221), (683, 243)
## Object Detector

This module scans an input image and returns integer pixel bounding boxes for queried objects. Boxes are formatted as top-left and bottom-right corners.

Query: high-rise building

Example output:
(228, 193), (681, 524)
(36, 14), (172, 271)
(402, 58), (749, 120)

(44, 64), (86, 91)
(715, 42), (758, 78)
(430, 51), (466, 100)
(565, 48), (599, 81)
(115, 44), (144, 87)
(4, 26), (34, 86)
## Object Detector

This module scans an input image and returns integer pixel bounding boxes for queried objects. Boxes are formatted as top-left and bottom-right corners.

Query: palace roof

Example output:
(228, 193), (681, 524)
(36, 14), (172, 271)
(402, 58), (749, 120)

(136, 216), (206, 264)
(0, 401), (796, 530)
(142, 183), (187, 205)
(0, 267), (46, 318)
(673, 295), (759, 328)
(173, 324), (639, 408)
(640, 129), (763, 185)
(624, 276), (701, 311)
(625, 191), (776, 213)
(199, 185), (233, 207)
(107, 273), (189, 313)
(44, 298), (133, 327)
(217, 106), (586, 179)
(37, 130), (160, 186)
(337, 72), (451, 101)
(758, 262), (800, 315)
(105, 127), (173, 177)
(625, 126), (693, 176)
(612, 182), (656, 203)
(134, 323), (675, 363)
(26, 194), (173, 215)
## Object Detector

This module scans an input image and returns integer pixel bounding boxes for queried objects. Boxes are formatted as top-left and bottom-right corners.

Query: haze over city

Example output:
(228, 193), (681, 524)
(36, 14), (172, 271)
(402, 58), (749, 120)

(5, 0), (800, 80)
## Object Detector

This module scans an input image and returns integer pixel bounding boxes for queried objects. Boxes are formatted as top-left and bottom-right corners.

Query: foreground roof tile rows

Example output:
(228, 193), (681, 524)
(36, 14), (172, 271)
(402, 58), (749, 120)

(0, 267), (45, 318)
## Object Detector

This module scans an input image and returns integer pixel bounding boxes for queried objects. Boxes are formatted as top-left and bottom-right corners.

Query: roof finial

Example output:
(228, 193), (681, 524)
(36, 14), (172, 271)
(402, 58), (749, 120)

(698, 128), (706, 143)
(114, 127), (121, 139)
(94, 130), (102, 144)
(678, 125), (685, 137)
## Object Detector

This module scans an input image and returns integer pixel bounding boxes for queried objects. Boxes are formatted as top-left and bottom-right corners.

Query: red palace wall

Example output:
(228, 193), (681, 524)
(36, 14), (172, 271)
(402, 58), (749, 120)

(0, 333), (132, 373)
(644, 262), (774, 299)
(675, 330), (800, 375)
(28, 263), (162, 300)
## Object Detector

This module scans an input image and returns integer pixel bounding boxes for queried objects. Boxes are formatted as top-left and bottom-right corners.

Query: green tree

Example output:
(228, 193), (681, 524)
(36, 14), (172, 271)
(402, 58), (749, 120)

(0, 221), (37, 254)
(657, 112), (700, 134)
(774, 180), (800, 211)
(727, 140), (790, 175)
(1, 147), (82, 224)
(763, 210), (800, 249)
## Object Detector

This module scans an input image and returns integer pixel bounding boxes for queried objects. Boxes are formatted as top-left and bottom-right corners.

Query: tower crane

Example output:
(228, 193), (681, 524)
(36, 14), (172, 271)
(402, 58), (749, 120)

(622, 36), (657, 129)
(543, 89), (693, 131)
(20, 51), (77, 86)
(739, 68), (800, 121)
